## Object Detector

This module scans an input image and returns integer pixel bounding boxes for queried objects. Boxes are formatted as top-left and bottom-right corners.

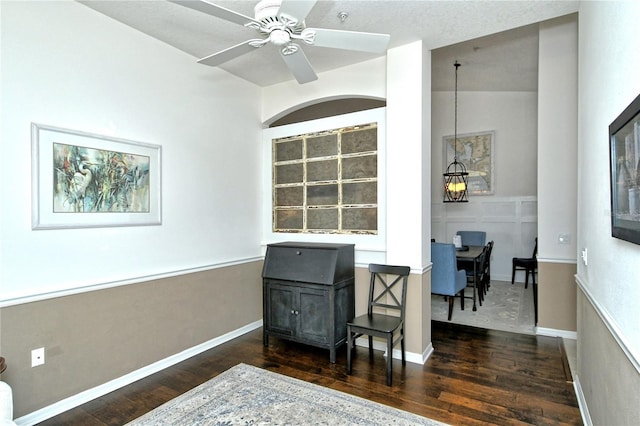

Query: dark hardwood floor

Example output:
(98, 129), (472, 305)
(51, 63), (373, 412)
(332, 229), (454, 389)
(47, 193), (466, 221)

(39, 321), (582, 425)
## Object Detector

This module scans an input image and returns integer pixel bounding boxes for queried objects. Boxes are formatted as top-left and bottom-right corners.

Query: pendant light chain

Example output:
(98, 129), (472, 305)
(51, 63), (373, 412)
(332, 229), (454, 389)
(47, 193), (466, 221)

(454, 61), (460, 160)
(443, 60), (469, 203)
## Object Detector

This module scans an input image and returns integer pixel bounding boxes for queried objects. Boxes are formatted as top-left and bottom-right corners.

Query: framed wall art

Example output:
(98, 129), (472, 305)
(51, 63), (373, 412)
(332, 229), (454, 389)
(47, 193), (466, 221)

(443, 130), (495, 195)
(609, 92), (640, 245)
(31, 123), (162, 229)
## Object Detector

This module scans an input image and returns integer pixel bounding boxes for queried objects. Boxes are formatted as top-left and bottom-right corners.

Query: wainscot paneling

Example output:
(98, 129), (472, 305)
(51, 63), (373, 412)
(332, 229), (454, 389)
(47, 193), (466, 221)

(432, 196), (538, 282)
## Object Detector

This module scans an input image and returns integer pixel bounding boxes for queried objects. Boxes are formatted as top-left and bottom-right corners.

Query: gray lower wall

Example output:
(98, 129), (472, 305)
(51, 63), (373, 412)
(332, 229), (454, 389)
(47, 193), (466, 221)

(577, 288), (640, 425)
(0, 261), (263, 417)
(538, 262), (577, 332)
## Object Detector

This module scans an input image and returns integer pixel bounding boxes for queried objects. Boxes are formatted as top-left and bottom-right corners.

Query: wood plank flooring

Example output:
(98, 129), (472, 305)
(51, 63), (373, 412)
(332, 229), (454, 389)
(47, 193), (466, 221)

(38, 321), (582, 425)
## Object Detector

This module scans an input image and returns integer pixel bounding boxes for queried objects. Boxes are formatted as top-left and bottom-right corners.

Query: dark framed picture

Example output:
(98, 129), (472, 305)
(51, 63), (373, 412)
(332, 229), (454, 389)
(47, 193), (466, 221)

(609, 92), (640, 245)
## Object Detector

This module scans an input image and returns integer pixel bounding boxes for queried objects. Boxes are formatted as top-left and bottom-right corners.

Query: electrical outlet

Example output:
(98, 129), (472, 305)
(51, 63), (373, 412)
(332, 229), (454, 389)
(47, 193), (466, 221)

(31, 347), (45, 367)
(581, 248), (588, 266)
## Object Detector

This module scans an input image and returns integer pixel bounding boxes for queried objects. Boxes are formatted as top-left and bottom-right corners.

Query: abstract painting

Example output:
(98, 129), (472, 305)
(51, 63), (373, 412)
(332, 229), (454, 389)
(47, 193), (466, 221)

(32, 123), (161, 229)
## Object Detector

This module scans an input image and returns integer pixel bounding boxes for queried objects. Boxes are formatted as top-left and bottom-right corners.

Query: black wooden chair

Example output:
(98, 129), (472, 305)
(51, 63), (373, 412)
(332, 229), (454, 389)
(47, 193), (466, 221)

(481, 240), (494, 296)
(459, 245), (488, 305)
(512, 238), (537, 289)
(346, 263), (410, 386)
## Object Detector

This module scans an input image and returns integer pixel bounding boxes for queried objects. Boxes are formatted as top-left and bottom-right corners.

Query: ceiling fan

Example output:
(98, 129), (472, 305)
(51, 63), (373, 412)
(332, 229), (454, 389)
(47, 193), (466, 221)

(170, 0), (391, 84)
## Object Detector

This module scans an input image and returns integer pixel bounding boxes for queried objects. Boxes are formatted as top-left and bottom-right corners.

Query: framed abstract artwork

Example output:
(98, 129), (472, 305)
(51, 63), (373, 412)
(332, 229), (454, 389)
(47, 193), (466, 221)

(443, 130), (495, 195)
(31, 123), (162, 229)
(609, 93), (640, 245)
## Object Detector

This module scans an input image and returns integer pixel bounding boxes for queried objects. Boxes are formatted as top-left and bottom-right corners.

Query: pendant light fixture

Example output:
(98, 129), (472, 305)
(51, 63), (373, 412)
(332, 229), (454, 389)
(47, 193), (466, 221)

(443, 61), (469, 203)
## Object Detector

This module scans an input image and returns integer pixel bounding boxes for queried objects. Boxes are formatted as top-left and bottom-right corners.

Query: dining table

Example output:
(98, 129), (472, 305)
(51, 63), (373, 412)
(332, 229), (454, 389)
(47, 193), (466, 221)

(455, 245), (485, 311)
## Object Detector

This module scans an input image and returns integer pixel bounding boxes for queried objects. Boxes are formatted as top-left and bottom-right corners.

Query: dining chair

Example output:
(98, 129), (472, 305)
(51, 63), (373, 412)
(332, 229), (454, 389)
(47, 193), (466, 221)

(512, 238), (537, 289)
(346, 263), (410, 386)
(462, 245), (488, 304)
(456, 231), (487, 246)
(431, 242), (467, 320)
(481, 240), (494, 295)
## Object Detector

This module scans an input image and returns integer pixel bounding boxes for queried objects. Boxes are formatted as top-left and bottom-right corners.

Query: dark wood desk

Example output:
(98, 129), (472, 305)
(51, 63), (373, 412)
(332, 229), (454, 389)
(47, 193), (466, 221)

(455, 245), (484, 311)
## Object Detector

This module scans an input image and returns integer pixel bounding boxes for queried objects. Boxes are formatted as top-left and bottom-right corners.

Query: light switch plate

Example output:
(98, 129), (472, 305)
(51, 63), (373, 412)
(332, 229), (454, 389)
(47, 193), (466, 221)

(31, 347), (45, 367)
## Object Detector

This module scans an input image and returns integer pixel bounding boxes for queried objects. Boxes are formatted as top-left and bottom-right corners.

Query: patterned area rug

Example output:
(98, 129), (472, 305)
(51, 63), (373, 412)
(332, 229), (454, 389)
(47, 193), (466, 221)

(431, 280), (535, 334)
(126, 363), (447, 425)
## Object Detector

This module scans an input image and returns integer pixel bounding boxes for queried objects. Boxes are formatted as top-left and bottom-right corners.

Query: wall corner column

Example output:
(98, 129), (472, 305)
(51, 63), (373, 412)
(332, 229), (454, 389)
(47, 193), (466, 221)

(386, 41), (432, 359)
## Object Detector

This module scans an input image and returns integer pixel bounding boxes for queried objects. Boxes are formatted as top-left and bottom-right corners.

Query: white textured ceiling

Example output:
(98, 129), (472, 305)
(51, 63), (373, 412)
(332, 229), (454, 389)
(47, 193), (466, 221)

(80, 0), (578, 90)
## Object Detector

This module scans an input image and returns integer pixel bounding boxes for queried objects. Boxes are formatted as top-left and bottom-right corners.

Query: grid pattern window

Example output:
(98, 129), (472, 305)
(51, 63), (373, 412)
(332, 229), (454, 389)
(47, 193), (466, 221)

(273, 123), (378, 234)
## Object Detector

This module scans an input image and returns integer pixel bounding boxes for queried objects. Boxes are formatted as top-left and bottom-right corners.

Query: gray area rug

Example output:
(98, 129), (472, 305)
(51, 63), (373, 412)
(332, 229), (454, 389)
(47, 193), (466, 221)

(431, 280), (535, 334)
(126, 363), (447, 425)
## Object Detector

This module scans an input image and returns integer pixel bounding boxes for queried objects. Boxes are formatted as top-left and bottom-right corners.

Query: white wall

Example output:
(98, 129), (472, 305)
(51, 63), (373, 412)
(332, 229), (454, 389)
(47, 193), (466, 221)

(0, 1), (263, 303)
(577, 0), (640, 365)
(431, 91), (538, 199)
(538, 15), (578, 263)
(261, 58), (387, 125)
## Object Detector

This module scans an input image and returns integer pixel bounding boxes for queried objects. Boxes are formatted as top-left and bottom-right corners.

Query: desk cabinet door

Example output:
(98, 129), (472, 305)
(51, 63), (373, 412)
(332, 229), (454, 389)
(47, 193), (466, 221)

(266, 284), (295, 336)
(298, 287), (329, 344)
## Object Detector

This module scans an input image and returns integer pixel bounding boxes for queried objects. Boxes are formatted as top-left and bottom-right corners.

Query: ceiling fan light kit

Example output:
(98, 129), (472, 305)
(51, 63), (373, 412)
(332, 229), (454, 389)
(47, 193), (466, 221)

(170, 0), (391, 84)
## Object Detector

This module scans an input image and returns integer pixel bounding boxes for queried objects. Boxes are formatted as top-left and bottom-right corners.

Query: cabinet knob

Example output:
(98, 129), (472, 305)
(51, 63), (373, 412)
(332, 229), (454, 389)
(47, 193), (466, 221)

(296, 251), (301, 255)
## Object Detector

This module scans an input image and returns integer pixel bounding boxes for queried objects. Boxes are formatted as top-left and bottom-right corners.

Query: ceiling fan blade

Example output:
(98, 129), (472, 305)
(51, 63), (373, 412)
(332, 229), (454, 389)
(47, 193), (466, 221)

(197, 39), (263, 66)
(302, 28), (391, 53)
(169, 0), (260, 27)
(280, 45), (318, 84)
(278, 0), (317, 24)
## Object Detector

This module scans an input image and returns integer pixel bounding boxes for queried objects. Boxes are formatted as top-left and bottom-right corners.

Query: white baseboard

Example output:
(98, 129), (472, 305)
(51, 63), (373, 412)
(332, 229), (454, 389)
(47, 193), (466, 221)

(353, 337), (426, 365)
(536, 326), (577, 340)
(573, 375), (593, 426)
(14, 320), (263, 426)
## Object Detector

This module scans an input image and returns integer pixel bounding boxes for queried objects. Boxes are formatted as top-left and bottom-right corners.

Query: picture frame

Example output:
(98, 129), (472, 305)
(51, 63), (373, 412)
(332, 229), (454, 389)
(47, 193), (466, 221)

(443, 130), (495, 195)
(31, 123), (162, 230)
(609, 93), (640, 245)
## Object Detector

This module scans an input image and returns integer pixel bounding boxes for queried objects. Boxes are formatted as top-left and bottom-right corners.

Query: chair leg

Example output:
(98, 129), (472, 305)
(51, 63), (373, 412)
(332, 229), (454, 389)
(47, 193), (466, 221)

(460, 288), (465, 310)
(346, 326), (352, 375)
(386, 334), (393, 386)
(511, 261), (516, 284)
(368, 336), (374, 359)
(401, 329), (406, 366)
(524, 269), (529, 289)
(447, 296), (454, 320)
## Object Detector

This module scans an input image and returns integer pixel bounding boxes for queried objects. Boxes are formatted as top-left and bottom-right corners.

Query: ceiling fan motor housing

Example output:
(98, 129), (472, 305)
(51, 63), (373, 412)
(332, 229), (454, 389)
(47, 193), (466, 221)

(253, 0), (304, 34)
(254, 0), (281, 22)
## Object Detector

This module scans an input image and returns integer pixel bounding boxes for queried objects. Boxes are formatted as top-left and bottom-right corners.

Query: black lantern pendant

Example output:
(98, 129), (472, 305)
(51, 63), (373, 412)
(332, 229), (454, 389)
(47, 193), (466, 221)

(443, 61), (469, 203)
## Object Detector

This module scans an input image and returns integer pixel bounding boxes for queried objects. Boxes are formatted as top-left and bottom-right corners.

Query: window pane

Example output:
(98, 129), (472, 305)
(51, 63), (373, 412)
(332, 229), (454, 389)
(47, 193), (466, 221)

(307, 159), (338, 182)
(275, 139), (302, 161)
(275, 163), (303, 184)
(307, 208), (338, 230)
(307, 134), (338, 158)
(276, 186), (303, 206)
(275, 209), (303, 230)
(307, 184), (338, 205)
(343, 154), (377, 179)
(342, 127), (377, 154)
(343, 208), (377, 230)
(343, 182), (377, 204)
